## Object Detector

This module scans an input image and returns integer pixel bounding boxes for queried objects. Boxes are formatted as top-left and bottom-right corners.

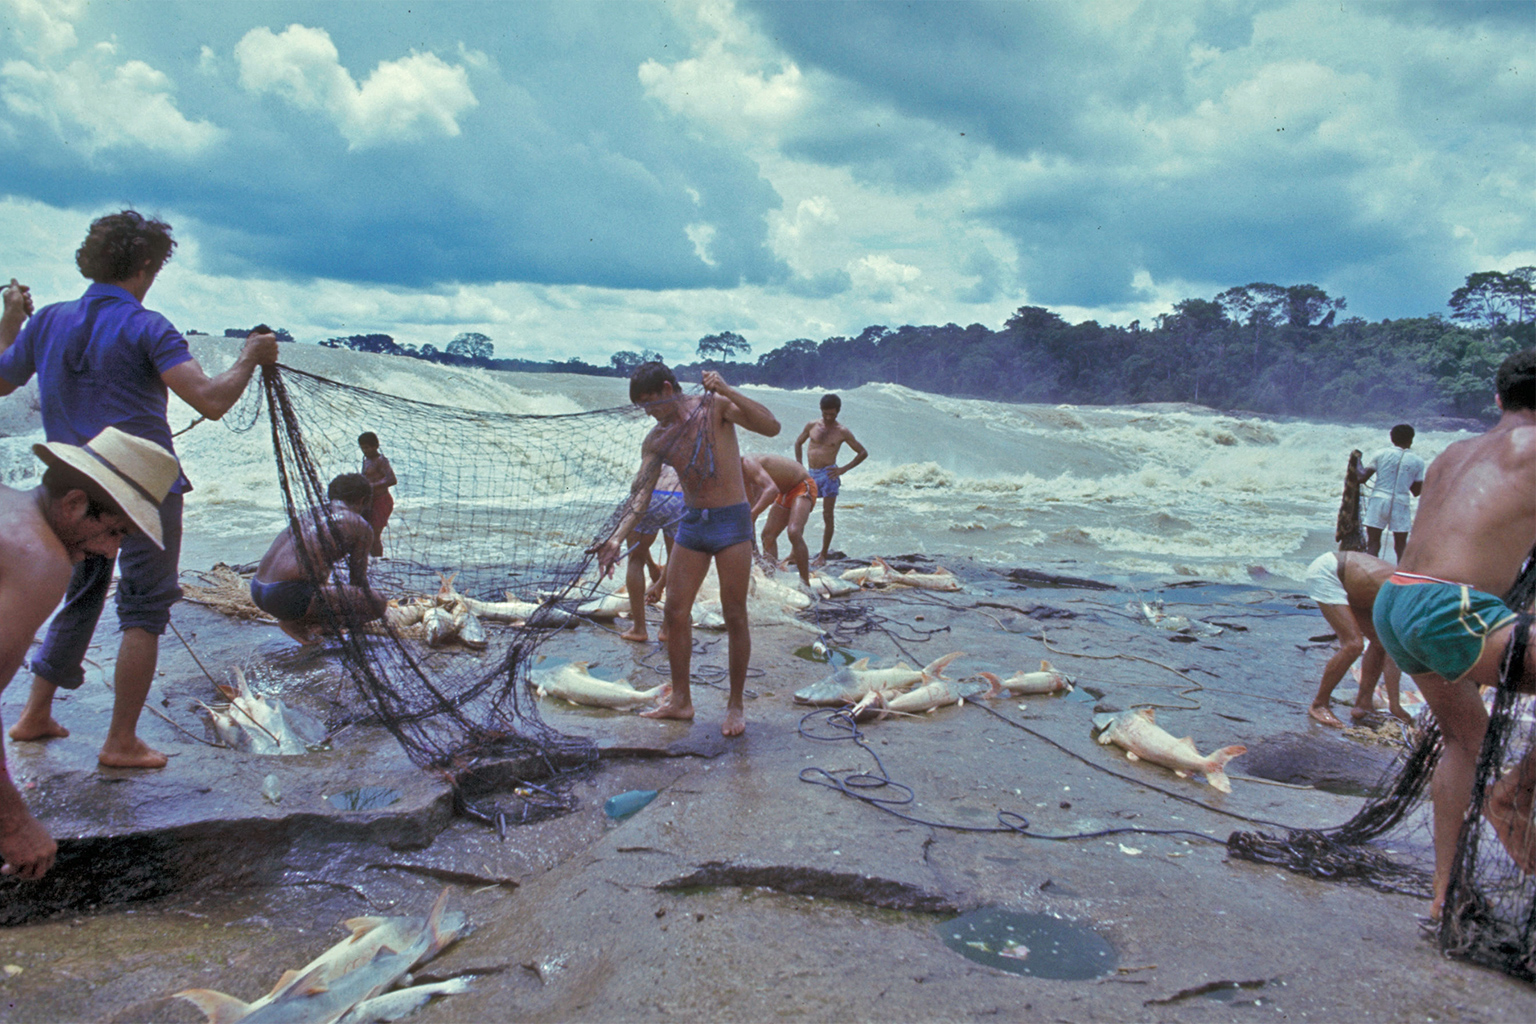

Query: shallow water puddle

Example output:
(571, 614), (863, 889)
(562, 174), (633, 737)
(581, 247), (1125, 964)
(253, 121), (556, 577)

(326, 786), (402, 811)
(938, 907), (1117, 979)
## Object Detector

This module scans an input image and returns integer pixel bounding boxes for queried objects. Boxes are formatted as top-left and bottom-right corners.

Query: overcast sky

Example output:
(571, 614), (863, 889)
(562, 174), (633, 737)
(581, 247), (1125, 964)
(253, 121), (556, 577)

(1, 0), (1531, 364)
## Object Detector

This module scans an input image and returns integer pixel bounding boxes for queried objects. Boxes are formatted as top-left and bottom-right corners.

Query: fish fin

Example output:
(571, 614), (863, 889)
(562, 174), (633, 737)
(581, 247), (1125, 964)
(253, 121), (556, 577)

(266, 968), (305, 996)
(1138, 707), (1157, 721)
(922, 651), (967, 679)
(1174, 770), (1189, 778)
(215, 684), (237, 701)
(975, 672), (1002, 699)
(344, 915), (388, 937)
(174, 989), (253, 1024)
(1204, 745), (1247, 779)
(290, 963), (332, 996)
(851, 657), (870, 670)
(1040, 660), (1051, 671)
(1206, 771), (1234, 794)
(424, 888), (457, 958)
(1125, 751), (1139, 761)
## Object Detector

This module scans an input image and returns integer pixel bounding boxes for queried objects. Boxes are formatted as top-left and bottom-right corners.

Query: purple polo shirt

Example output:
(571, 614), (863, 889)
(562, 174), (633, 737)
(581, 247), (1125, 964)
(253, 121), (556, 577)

(0, 282), (195, 491)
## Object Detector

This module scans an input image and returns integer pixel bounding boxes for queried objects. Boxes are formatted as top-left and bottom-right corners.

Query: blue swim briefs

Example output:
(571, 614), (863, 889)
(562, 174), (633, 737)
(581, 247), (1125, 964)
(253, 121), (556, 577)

(1372, 574), (1517, 681)
(635, 489), (686, 538)
(811, 466), (840, 499)
(250, 577), (317, 622)
(674, 502), (754, 556)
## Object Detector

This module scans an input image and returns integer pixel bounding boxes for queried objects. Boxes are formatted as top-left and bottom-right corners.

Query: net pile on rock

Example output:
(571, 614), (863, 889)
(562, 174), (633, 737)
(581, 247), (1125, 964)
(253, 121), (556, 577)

(1229, 554), (1536, 981)
(250, 364), (707, 772)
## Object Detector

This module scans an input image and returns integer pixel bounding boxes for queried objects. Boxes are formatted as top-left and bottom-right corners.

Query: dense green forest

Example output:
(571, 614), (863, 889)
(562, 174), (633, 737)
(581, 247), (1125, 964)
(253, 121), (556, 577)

(307, 269), (1533, 423)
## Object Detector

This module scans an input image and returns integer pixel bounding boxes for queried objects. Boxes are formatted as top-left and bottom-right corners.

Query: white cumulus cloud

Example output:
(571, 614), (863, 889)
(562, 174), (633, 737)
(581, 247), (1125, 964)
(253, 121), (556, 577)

(849, 254), (921, 303)
(1, 39), (222, 158)
(234, 24), (478, 150)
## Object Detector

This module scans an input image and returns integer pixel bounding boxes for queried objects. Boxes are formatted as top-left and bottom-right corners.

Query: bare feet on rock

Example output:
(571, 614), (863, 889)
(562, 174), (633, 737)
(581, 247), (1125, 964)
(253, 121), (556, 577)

(8, 717), (69, 741)
(811, 554), (827, 568)
(1485, 769), (1536, 873)
(1309, 703), (1345, 728)
(1350, 704), (1373, 723)
(640, 699), (694, 723)
(98, 738), (168, 769)
(722, 705), (746, 737)
(618, 627), (650, 643)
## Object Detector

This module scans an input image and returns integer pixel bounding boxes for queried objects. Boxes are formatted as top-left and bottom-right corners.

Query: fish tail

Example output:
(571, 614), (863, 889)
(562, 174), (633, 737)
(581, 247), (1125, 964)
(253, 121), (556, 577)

(975, 672), (1002, 699)
(173, 989), (253, 1024)
(1203, 745), (1247, 793)
(922, 651), (967, 679)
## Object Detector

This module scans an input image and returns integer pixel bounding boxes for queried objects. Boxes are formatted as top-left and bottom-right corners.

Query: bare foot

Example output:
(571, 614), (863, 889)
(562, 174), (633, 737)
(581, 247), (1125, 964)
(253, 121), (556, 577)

(657, 628), (669, 644)
(618, 627), (650, 643)
(1484, 771), (1536, 872)
(1350, 704), (1372, 723)
(8, 717), (69, 741)
(640, 700), (694, 722)
(1309, 704), (1345, 728)
(722, 705), (746, 738)
(811, 554), (827, 568)
(1389, 705), (1414, 725)
(98, 739), (169, 769)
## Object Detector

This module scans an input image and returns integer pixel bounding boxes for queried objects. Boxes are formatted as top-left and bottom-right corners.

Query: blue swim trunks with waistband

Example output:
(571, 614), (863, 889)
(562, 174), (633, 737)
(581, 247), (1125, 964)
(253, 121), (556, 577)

(635, 489), (686, 538)
(674, 502), (754, 555)
(1372, 574), (1518, 681)
(250, 577), (318, 622)
(811, 466), (840, 499)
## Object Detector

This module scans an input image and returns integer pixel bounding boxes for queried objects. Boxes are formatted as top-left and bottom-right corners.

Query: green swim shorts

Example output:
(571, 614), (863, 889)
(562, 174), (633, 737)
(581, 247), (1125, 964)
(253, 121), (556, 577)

(1372, 577), (1517, 681)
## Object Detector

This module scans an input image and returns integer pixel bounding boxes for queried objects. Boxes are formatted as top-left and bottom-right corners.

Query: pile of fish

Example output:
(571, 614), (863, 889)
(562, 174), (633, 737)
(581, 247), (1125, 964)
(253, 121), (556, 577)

(384, 573), (576, 648)
(794, 655), (1075, 721)
(840, 556), (962, 592)
(175, 890), (470, 1023)
(530, 659), (669, 710)
(576, 565), (853, 633)
(1092, 708), (1246, 793)
(199, 668), (327, 755)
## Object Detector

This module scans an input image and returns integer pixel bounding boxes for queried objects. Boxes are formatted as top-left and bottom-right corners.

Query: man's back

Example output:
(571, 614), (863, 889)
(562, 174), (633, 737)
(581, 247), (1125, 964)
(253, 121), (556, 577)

(1365, 445), (1425, 500)
(0, 284), (192, 452)
(1401, 424), (1536, 597)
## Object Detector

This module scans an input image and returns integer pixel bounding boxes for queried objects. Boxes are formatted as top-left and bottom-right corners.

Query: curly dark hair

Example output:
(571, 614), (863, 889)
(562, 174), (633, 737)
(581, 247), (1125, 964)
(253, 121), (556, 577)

(327, 473), (374, 507)
(75, 210), (176, 283)
(629, 361), (679, 403)
(1496, 348), (1536, 412)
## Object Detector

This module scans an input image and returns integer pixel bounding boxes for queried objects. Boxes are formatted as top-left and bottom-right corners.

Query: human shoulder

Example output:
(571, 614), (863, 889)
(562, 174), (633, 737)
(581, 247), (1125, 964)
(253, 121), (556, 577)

(0, 498), (72, 602)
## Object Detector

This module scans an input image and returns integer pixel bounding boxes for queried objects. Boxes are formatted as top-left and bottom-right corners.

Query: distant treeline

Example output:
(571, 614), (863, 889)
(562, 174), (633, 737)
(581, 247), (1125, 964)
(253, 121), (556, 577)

(274, 269), (1536, 423)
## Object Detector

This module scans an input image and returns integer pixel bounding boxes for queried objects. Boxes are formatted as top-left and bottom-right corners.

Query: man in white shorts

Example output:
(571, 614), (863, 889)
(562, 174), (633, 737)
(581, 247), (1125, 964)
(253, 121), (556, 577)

(1303, 550), (1409, 727)
(1358, 424), (1425, 561)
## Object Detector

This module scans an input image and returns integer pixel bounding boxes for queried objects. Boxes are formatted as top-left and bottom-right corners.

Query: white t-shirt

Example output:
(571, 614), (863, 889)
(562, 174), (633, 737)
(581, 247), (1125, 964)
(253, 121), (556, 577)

(1364, 446), (1426, 504)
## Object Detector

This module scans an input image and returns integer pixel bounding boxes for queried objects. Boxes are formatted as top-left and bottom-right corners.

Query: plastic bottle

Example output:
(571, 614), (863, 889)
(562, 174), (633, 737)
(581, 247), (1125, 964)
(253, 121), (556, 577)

(604, 789), (658, 821)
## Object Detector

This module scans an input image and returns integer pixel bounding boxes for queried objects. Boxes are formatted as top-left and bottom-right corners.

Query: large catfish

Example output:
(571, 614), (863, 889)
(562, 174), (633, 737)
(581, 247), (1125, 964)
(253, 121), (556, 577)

(1092, 708), (1246, 794)
(793, 651), (967, 706)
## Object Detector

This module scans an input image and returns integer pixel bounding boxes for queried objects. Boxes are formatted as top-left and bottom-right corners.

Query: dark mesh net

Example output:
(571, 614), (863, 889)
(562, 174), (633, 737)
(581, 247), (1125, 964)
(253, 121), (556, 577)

(1229, 548), (1536, 980)
(249, 364), (710, 771)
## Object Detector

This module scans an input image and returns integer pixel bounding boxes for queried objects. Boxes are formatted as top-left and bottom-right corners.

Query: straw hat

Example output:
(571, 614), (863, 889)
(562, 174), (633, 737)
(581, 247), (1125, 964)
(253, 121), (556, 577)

(33, 427), (179, 549)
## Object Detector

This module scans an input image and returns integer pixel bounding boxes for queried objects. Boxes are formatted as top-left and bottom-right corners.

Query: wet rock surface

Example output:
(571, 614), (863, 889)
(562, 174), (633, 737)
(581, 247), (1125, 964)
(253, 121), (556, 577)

(1, 561), (1534, 1021)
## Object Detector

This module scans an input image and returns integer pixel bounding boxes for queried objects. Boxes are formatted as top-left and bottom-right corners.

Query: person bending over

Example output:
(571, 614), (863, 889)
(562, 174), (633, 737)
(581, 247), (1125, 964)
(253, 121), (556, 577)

(619, 464), (683, 644)
(795, 393), (867, 566)
(250, 473), (386, 645)
(593, 363), (779, 737)
(741, 454), (817, 585)
(1371, 348), (1536, 919)
(3, 429), (177, 879)
(1302, 550), (1408, 727)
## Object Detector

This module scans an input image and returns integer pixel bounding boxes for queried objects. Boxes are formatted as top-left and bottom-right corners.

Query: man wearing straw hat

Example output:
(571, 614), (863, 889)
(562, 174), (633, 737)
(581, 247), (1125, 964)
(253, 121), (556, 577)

(0, 210), (278, 770)
(1, 428), (178, 879)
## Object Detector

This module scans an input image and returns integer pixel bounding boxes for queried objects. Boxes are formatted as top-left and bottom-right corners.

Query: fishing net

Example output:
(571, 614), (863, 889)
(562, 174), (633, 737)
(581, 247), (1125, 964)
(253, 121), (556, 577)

(1229, 550), (1536, 980)
(1334, 449), (1368, 552)
(234, 363), (713, 772)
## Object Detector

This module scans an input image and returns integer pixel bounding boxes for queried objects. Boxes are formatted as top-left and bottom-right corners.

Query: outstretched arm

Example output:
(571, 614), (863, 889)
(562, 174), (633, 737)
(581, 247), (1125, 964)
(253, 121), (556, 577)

(703, 370), (780, 438)
(162, 329), (280, 420)
(743, 460), (779, 519)
(591, 446), (665, 574)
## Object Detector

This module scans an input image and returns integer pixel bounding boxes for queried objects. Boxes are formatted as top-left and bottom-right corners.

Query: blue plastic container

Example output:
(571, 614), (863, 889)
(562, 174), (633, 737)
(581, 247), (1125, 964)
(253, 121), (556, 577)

(604, 788), (659, 821)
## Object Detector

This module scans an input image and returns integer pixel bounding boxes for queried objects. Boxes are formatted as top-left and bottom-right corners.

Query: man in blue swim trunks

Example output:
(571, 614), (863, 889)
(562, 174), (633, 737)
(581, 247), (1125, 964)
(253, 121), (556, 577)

(795, 393), (867, 566)
(594, 362), (780, 737)
(1372, 348), (1536, 918)
(250, 474), (386, 645)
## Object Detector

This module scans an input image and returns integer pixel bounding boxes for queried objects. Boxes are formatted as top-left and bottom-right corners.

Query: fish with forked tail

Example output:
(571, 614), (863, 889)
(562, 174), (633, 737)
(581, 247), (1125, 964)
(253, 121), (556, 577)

(1092, 708), (1246, 793)
(853, 673), (994, 719)
(531, 660), (669, 709)
(976, 660), (1073, 696)
(793, 651), (967, 706)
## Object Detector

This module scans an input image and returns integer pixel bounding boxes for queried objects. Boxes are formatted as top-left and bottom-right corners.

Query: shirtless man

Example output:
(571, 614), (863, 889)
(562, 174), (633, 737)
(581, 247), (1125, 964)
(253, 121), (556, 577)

(249, 474), (386, 644)
(1301, 550), (1407, 727)
(1371, 348), (1536, 918)
(2, 428), (177, 879)
(794, 394), (867, 566)
(594, 363), (780, 737)
(741, 454), (817, 585)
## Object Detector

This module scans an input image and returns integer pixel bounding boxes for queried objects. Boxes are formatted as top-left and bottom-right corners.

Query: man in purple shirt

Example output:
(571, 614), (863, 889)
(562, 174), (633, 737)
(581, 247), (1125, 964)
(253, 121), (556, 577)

(0, 210), (278, 769)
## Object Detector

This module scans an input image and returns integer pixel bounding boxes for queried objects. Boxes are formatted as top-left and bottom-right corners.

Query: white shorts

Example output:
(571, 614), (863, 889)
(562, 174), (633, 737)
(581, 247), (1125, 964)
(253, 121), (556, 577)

(1362, 494), (1412, 533)
(1305, 551), (1348, 607)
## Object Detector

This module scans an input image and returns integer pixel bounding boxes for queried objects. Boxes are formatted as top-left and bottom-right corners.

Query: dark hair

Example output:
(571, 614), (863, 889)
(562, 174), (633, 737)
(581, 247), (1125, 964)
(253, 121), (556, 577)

(1496, 348), (1536, 412)
(358, 432), (380, 448)
(629, 361), (678, 404)
(328, 473), (373, 506)
(76, 210), (176, 283)
(41, 463), (124, 521)
(1389, 424), (1415, 447)
(820, 393), (841, 411)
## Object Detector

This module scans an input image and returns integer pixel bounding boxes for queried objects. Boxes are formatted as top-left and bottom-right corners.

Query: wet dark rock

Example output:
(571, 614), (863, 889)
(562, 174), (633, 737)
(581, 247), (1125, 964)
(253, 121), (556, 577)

(1240, 731), (1399, 794)
(658, 861), (958, 912)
